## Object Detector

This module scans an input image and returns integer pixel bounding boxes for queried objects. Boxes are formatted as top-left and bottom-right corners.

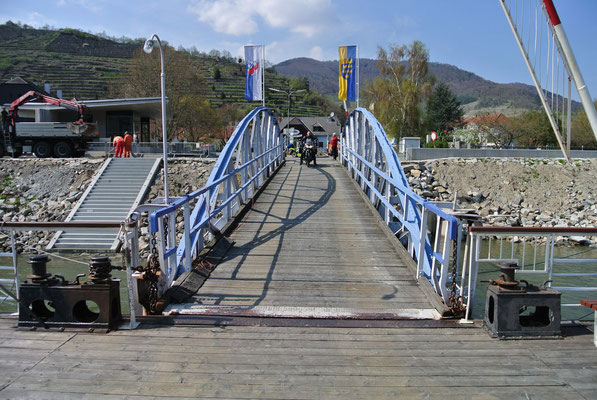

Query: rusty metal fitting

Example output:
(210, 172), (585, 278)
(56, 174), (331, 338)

(26, 254), (52, 280)
(88, 255), (113, 283)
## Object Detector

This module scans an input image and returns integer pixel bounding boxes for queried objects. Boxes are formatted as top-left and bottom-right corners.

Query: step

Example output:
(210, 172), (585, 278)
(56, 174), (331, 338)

(48, 157), (161, 251)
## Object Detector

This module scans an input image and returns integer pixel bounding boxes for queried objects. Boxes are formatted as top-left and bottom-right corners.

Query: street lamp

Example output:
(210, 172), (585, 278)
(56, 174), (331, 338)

(269, 88), (306, 130)
(143, 34), (170, 205)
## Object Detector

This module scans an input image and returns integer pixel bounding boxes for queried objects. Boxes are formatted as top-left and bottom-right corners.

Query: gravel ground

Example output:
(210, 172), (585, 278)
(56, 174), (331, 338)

(0, 157), (215, 253)
(405, 157), (597, 231)
(1, 156), (595, 252)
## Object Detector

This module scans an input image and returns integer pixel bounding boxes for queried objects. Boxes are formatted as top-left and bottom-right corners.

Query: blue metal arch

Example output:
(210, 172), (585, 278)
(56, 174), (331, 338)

(343, 108), (458, 281)
(149, 106), (282, 280)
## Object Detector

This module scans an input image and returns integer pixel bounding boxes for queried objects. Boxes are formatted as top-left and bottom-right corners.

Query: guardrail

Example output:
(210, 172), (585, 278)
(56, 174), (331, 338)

(461, 226), (597, 320)
(0, 221), (138, 327)
(341, 108), (463, 309)
(88, 141), (221, 157)
(147, 107), (283, 294)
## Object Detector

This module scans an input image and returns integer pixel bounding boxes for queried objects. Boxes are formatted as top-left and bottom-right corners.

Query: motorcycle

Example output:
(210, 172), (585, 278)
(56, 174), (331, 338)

(303, 143), (316, 167)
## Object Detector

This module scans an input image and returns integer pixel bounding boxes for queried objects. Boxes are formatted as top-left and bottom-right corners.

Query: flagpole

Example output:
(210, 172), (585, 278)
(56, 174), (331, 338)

(262, 45), (265, 107)
(356, 45), (360, 109)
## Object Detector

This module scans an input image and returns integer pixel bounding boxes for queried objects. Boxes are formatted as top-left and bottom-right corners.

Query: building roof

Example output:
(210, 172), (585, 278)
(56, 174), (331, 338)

(464, 113), (509, 126)
(279, 116), (341, 136)
(0, 76), (50, 105)
(16, 97), (163, 119)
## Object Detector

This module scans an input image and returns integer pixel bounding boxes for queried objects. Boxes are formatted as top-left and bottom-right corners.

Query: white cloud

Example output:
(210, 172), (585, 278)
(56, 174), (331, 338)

(56, 0), (102, 14)
(188, 0), (336, 37)
(309, 46), (323, 60)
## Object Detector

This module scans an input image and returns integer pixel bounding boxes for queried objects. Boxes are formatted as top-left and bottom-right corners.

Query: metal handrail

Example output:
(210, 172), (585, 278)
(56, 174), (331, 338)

(0, 220), (139, 329)
(147, 106), (283, 292)
(461, 225), (597, 320)
(341, 108), (461, 304)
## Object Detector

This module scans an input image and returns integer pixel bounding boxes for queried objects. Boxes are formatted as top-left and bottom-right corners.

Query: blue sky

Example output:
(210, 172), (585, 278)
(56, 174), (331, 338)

(2, 0), (596, 97)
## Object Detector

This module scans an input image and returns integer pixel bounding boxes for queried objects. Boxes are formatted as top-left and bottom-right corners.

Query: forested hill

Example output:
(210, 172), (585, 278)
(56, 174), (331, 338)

(0, 22), (325, 116)
(274, 57), (571, 117)
(0, 22), (577, 118)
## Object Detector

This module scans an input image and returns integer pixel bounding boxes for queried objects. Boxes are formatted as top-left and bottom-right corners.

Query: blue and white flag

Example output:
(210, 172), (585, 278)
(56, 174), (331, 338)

(244, 45), (263, 101)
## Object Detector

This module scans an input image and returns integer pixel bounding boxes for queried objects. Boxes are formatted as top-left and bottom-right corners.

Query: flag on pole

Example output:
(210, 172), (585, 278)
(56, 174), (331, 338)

(244, 45), (264, 101)
(338, 45), (357, 101)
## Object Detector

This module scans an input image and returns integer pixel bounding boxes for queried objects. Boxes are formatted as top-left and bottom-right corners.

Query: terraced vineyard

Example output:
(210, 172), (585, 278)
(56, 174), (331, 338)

(0, 23), (324, 116)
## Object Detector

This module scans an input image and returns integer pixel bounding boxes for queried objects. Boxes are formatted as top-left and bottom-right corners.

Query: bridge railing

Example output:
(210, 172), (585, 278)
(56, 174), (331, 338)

(462, 226), (597, 320)
(341, 108), (463, 309)
(146, 107), (283, 295)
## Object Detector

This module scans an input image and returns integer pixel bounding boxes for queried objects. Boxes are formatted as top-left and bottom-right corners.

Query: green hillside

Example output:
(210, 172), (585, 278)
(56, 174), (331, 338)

(0, 22), (324, 116)
(274, 57), (582, 117)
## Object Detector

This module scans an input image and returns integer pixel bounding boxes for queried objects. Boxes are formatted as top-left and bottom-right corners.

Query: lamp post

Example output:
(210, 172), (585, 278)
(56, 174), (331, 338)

(269, 88), (306, 130)
(143, 34), (169, 205)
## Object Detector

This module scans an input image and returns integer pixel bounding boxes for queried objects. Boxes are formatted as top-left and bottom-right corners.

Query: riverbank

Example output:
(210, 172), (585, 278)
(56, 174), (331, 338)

(0, 156), (595, 252)
(404, 158), (597, 235)
(0, 157), (214, 253)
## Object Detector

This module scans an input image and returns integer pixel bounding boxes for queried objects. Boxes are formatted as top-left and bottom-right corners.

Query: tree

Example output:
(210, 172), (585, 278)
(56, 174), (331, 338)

(469, 113), (515, 147)
(363, 41), (434, 139)
(571, 100), (597, 149)
(176, 96), (221, 141)
(424, 83), (463, 134)
(108, 46), (211, 141)
(213, 67), (221, 80)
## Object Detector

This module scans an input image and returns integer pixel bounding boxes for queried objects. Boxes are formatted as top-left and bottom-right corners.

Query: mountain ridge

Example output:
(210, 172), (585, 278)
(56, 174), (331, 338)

(273, 57), (569, 116)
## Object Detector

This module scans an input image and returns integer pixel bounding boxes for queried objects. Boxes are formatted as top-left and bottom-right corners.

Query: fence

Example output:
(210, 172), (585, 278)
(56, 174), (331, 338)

(461, 226), (597, 320)
(88, 141), (221, 158)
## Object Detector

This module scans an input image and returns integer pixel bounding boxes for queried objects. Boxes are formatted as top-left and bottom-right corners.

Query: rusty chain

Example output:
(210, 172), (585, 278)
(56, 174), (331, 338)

(132, 233), (160, 314)
(447, 239), (465, 317)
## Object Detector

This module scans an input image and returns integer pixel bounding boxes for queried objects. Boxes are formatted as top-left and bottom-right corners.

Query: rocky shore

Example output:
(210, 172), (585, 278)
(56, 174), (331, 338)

(0, 156), (595, 253)
(0, 158), (214, 253)
(404, 158), (597, 240)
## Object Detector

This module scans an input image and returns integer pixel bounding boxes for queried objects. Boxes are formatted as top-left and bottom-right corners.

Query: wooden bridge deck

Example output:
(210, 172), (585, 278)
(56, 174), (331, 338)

(168, 157), (438, 316)
(0, 317), (595, 399)
(1, 157), (596, 399)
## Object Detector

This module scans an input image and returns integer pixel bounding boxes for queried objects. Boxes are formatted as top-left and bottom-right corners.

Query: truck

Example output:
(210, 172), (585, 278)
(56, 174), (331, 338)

(2, 91), (97, 158)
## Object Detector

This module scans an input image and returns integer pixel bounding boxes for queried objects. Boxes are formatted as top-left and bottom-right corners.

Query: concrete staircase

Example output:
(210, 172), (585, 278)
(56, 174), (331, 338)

(48, 157), (161, 252)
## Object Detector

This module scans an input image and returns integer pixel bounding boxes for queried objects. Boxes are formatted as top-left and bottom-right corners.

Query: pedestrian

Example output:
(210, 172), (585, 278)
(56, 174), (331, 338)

(330, 132), (339, 161)
(123, 131), (133, 158)
(113, 135), (124, 158)
(1, 106), (9, 135)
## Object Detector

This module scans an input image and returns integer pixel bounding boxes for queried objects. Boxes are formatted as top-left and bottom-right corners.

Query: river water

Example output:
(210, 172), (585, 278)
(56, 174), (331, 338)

(469, 240), (597, 321)
(1, 242), (596, 321)
(0, 253), (130, 314)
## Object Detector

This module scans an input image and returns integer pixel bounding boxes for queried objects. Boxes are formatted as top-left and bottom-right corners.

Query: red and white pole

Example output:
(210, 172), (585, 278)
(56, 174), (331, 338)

(543, 0), (597, 142)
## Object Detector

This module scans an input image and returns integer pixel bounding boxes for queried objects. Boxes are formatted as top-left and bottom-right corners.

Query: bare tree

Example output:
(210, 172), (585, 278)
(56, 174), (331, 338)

(108, 46), (210, 140)
(364, 41), (434, 139)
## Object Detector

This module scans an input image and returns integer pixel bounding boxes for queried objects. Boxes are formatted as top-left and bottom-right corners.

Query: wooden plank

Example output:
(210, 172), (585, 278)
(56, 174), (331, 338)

(3, 377), (582, 400)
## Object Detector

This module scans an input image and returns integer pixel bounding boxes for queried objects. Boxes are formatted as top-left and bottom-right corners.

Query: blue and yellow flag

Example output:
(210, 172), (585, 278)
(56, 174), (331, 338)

(338, 45), (357, 101)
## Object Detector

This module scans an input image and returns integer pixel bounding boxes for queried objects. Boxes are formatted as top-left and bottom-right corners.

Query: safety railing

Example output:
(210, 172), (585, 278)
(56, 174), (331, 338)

(341, 108), (463, 308)
(88, 141), (221, 158)
(461, 226), (597, 320)
(147, 107), (283, 295)
(0, 221), (139, 328)
(0, 232), (18, 312)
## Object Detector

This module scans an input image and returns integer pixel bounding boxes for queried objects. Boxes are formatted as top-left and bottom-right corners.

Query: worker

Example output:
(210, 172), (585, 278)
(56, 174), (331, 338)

(113, 135), (124, 158)
(1, 106), (8, 134)
(330, 132), (339, 160)
(123, 131), (133, 158)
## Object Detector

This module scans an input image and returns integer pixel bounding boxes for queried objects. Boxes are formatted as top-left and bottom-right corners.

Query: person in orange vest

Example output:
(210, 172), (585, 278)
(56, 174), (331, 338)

(123, 131), (133, 158)
(330, 132), (339, 160)
(113, 135), (124, 158)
